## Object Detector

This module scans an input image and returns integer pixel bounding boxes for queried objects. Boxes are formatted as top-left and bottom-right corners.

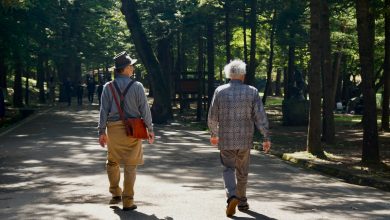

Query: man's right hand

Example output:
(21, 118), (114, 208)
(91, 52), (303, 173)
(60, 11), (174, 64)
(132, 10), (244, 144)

(99, 134), (108, 148)
(262, 140), (271, 153)
(210, 136), (219, 146)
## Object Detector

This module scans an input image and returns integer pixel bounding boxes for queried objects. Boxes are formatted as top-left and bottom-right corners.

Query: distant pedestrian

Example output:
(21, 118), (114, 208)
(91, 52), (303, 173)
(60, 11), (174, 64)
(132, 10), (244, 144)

(48, 76), (56, 105)
(64, 77), (72, 106)
(98, 51), (154, 211)
(0, 87), (5, 122)
(87, 77), (95, 104)
(76, 81), (84, 106)
(97, 81), (104, 106)
(208, 59), (271, 217)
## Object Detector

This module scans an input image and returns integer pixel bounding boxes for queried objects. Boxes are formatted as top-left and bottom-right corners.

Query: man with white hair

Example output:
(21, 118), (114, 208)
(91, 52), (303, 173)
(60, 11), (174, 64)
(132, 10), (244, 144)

(208, 59), (271, 217)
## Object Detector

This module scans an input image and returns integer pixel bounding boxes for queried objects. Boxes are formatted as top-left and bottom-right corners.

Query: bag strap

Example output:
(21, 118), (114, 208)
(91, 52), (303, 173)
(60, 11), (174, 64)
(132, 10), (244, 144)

(108, 82), (126, 123)
(113, 80), (136, 110)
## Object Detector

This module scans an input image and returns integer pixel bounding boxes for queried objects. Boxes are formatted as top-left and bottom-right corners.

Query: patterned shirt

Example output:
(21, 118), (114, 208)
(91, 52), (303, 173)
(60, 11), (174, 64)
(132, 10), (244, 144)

(98, 75), (153, 135)
(207, 80), (269, 150)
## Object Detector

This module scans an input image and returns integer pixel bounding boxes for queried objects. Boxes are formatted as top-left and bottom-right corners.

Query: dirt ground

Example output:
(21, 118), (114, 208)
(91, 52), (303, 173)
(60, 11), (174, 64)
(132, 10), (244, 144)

(264, 105), (390, 181)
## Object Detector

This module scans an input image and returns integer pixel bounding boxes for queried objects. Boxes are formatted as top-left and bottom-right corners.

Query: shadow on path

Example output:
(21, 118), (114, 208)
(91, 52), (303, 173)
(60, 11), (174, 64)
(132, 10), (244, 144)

(110, 206), (172, 220)
(231, 210), (276, 220)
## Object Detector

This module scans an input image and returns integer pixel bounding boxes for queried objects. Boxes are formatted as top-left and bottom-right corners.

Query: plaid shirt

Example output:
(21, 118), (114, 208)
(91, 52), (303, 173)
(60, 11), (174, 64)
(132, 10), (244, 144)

(208, 80), (269, 150)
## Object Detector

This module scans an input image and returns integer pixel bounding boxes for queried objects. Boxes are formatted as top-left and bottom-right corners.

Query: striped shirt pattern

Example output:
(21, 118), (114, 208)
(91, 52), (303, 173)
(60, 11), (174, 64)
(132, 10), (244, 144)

(208, 80), (269, 150)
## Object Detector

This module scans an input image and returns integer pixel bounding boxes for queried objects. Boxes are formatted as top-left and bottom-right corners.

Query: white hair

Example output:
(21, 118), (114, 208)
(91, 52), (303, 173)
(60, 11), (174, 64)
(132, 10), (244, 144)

(224, 59), (247, 79)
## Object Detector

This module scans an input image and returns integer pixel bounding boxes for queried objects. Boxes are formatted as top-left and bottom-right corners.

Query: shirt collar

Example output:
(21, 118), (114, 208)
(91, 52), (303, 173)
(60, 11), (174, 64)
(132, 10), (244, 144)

(230, 79), (243, 84)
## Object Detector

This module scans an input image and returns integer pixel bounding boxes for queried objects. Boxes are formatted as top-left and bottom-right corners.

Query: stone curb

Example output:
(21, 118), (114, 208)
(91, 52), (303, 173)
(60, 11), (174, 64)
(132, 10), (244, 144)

(272, 152), (390, 192)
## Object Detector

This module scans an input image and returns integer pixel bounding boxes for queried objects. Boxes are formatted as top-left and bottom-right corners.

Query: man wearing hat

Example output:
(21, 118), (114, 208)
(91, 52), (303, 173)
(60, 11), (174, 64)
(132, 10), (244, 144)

(98, 51), (154, 211)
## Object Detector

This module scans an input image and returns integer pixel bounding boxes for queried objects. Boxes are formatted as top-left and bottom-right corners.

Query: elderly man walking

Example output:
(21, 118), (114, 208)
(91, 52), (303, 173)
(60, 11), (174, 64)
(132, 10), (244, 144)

(98, 51), (154, 211)
(208, 59), (271, 217)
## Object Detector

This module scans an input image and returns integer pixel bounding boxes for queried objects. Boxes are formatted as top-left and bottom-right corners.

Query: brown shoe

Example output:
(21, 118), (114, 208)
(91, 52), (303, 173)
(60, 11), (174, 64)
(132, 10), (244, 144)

(123, 204), (137, 211)
(226, 197), (239, 217)
(109, 196), (122, 205)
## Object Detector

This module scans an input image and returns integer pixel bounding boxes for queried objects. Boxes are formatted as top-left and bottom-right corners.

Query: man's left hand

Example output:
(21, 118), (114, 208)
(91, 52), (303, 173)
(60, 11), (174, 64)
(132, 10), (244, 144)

(148, 132), (155, 144)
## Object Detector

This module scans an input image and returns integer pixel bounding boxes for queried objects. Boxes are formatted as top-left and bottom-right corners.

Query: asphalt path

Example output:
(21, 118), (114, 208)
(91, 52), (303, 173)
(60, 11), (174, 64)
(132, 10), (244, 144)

(0, 105), (389, 220)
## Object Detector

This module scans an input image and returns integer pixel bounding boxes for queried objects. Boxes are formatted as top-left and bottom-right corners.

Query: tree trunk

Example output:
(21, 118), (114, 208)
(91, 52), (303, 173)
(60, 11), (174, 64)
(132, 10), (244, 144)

(263, 10), (276, 104)
(383, 0), (390, 131)
(243, 1), (248, 64)
(0, 51), (6, 89)
(13, 58), (23, 107)
(24, 70), (29, 106)
(275, 68), (282, 96)
(121, 0), (172, 124)
(307, 0), (324, 158)
(283, 67), (288, 98)
(37, 54), (46, 103)
(286, 44), (295, 99)
(197, 29), (205, 121)
(356, 0), (380, 164)
(207, 17), (215, 108)
(224, 0), (231, 63)
(157, 36), (174, 98)
(333, 52), (343, 103)
(245, 0), (257, 86)
(321, 0), (335, 144)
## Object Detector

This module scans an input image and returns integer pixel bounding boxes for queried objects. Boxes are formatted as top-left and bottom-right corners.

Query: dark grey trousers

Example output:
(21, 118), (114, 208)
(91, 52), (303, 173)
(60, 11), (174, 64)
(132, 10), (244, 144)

(220, 149), (251, 202)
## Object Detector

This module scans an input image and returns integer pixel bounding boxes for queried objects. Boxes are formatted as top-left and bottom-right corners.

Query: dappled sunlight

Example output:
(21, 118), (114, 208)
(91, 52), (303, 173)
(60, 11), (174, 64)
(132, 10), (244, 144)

(0, 106), (389, 219)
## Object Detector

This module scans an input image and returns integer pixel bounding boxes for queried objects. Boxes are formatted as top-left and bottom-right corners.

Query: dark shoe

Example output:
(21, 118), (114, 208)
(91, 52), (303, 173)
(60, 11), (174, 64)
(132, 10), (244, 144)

(109, 196), (122, 205)
(123, 204), (137, 211)
(238, 203), (249, 212)
(226, 196), (239, 217)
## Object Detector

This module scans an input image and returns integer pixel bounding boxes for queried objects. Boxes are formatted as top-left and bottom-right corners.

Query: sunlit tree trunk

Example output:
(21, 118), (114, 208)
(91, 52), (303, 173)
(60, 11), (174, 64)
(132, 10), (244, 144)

(121, 0), (172, 123)
(356, 0), (379, 164)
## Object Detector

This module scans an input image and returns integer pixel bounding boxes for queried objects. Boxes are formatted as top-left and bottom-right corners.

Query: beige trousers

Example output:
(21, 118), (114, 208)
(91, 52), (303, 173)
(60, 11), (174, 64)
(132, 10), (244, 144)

(106, 121), (144, 207)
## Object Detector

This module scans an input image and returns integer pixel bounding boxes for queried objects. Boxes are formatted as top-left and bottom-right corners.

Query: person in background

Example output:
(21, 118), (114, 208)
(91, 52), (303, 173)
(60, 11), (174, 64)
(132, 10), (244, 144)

(98, 51), (154, 211)
(76, 80), (84, 106)
(87, 76), (96, 104)
(97, 81), (104, 106)
(64, 77), (73, 106)
(208, 59), (271, 217)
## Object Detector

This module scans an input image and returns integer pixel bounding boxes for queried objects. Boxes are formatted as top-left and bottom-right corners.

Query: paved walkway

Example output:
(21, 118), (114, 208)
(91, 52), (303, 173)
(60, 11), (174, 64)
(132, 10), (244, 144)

(0, 105), (389, 220)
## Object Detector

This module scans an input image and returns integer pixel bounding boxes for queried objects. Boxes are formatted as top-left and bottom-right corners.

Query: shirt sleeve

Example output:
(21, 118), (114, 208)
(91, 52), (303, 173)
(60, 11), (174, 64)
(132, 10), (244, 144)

(97, 84), (111, 136)
(252, 90), (270, 140)
(207, 89), (219, 137)
(137, 83), (153, 133)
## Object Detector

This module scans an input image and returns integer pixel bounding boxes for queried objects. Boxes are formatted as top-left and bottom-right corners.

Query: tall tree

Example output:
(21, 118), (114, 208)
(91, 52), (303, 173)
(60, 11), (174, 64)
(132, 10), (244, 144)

(383, 0), (390, 131)
(321, 0), (336, 144)
(121, 0), (172, 123)
(356, 0), (379, 164)
(263, 9), (277, 104)
(224, 0), (232, 63)
(307, 0), (325, 157)
(245, 0), (257, 86)
(207, 15), (215, 107)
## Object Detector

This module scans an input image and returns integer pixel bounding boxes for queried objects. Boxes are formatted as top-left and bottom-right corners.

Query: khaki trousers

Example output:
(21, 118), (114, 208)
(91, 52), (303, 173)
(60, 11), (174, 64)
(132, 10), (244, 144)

(106, 121), (144, 207)
(106, 160), (137, 207)
(220, 149), (250, 202)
